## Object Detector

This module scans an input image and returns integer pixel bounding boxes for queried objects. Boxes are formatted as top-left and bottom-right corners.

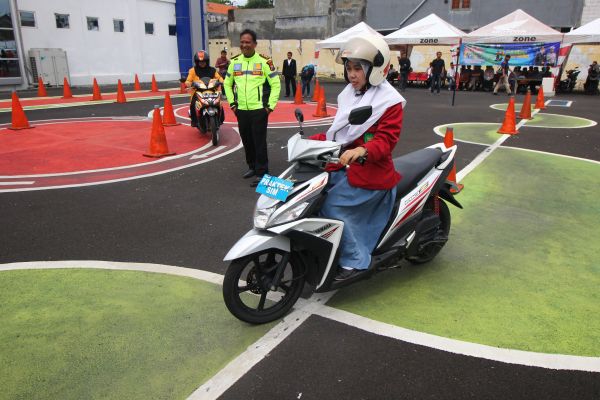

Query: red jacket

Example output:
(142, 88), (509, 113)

(310, 103), (403, 190)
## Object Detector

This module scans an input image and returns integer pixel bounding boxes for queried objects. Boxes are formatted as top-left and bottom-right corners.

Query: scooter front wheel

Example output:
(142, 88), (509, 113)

(223, 249), (305, 324)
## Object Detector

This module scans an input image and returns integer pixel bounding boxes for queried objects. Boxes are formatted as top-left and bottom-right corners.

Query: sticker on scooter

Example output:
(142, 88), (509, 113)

(256, 174), (294, 201)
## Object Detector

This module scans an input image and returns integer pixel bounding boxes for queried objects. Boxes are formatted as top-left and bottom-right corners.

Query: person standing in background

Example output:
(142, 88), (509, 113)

(493, 54), (512, 95)
(282, 51), (297, 97)
(300, 63), (315, 98)
(215, 50), (230, 77)
(430, 52), (445, 94)
(398, 52), (411, 92)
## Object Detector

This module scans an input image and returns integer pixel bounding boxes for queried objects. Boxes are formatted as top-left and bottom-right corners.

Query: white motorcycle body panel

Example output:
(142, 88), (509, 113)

(287, 133), (340, 162)
(269, 218), (344, 289)
(223, 229), (290, 261)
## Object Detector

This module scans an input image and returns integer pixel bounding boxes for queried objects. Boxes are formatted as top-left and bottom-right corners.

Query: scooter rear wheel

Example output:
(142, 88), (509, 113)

(223, 250), (305, 324)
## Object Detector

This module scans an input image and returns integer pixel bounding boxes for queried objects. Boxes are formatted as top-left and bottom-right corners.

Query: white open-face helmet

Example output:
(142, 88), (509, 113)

(336, 34), (390, 87)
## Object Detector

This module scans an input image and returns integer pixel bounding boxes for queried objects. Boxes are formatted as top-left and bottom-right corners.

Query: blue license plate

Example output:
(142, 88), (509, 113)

(256, 174), (294, 201)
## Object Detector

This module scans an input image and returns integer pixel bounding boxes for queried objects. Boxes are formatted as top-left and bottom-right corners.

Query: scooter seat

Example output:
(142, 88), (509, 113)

(393, 148), (443, 198)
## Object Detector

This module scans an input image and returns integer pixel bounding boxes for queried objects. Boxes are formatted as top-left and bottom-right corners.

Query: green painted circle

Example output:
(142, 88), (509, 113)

(434, 123), (503, 145)
(329, 148), (600, 356)
(490, 104), (596, 128)
(0, 269), (273, 400)
(524, 113), (597, 128)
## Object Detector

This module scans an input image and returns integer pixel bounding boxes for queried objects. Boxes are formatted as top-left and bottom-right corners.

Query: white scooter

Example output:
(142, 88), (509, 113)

(223, 106), (462, 324)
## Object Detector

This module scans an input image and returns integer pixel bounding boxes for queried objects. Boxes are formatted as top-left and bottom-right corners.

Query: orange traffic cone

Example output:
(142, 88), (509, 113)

(144, 106), (176, 158)
(92, 78), (102, 101)
(443, 126), (463, 194)
(293, 81), (303, 104)
(518, 90), (533, 120)
(497, 97), (519, 135)
(134, 74), (141, 91)
(161, 92), (179, 126)
(312, 86), (329, 118)
(180, 81), (187, 94)
(116, 79), (127, 103)
(62, 77), (73, 99)
(8, 91), (33, 130)
(151, 74), (159, 92)
(37, 77), (47, 97)
(312, 78), (320, 102)
(534, 85), (546, 109)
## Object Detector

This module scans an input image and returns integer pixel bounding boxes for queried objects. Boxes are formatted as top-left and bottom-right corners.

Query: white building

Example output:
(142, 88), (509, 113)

(1, 0), (209, 90)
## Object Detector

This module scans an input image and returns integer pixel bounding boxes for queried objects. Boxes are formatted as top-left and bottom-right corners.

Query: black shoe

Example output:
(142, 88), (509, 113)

(242, 169), (255, 179)
(334, 267), (362, 281)
(493, 92), (498, 95)
(190, 121), (197, 128)
(250, 177), (262, 187)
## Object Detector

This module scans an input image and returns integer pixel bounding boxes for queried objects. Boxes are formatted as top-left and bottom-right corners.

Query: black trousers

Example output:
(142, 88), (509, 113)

(236, 108), (269, 176)
(399, 71), (409, 90)
(284, 76), (296, 96)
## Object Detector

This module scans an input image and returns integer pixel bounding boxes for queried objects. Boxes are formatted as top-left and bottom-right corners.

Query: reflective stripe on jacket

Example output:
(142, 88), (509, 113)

(223, 52), (281, 110)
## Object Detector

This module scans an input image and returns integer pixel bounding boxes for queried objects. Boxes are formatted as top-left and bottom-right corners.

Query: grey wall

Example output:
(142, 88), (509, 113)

(367, 0), (585, 32)
(274, 0), (331, 39)
(227, 0), (366, 42)
(228, 8), (275, 45)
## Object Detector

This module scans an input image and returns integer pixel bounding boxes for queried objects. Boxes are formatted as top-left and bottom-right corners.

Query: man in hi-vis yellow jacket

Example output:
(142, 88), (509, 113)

(224, 29), (280, 187)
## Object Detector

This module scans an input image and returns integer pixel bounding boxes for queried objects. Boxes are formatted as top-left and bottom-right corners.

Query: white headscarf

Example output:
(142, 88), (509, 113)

(325, 79), (406, 144)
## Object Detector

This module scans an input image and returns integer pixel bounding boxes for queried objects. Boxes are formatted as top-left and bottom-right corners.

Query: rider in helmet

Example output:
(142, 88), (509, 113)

(310, 34), (406, 281)
(185, 50), (224, 128)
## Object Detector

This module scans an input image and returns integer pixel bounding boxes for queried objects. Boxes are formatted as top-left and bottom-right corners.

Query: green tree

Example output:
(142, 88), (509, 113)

(208, 0), (234, 5)
(242, 0), (273, 8)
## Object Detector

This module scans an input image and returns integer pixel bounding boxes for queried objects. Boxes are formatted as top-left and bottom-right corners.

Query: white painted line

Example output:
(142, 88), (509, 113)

(0, 260), (224, 285)
(3, 259), (599, 376)
(0, 181), (35, 185)
(190, 146), (227, 159)
(313, 305), (600, 372)
(187, 291), (337, 400)
(456, 106), (542, 183)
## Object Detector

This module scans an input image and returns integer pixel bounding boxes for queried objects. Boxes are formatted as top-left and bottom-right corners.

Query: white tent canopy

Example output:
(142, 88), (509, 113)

(384, 13), (466, 45)
(315, 22), (383, 49)
(463, 9), (563, 43)
(564, 18), (600, 44)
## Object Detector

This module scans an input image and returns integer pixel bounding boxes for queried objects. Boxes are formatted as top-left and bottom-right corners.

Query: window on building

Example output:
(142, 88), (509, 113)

(451, 0), (470, 10)
(55, 13), (69, 28)
(168, 24), (176, 36)
(113, 19), (124, 32)
(145, 22), (154, 35)
(0, 0), (23, 79)
(87, 17), (99, 31)
(19, 11), (35, 27)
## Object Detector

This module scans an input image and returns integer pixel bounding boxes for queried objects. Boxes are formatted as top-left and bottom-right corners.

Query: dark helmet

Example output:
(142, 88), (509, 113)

(194, 50), (209, 65)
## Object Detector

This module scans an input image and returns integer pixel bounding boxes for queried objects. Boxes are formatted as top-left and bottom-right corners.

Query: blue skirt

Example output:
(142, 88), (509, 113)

(320, 170), (397, 270)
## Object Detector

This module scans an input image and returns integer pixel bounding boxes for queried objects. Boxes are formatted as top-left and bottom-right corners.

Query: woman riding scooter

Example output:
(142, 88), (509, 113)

(309, 34), (406, 281)
(185, 50), (224, 129)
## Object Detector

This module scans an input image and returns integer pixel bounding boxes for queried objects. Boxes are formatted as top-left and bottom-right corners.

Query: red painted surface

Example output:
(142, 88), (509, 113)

(175, 101), (336, 124)
(0, 119), (209, 175)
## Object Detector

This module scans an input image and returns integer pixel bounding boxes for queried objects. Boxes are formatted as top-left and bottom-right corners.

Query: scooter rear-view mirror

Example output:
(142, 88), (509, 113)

(348, 106), (372, 125)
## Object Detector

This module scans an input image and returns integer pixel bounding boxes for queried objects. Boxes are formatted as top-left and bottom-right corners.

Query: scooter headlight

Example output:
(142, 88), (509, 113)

(254, 206), (276, 229)
(270, 202), (310, 226)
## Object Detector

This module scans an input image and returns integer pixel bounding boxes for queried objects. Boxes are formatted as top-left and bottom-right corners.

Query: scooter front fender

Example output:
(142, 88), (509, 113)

(223, 229), (290, 261)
